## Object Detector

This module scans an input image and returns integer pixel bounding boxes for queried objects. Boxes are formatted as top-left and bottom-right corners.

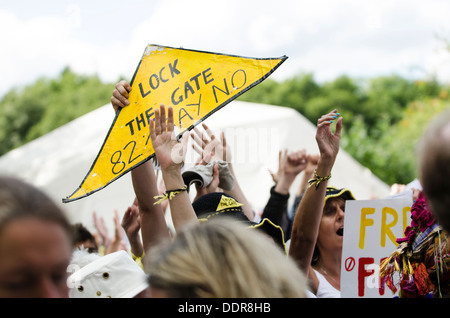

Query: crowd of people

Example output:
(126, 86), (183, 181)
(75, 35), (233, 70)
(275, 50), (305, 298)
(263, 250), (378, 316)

(0, 79), (449, 299)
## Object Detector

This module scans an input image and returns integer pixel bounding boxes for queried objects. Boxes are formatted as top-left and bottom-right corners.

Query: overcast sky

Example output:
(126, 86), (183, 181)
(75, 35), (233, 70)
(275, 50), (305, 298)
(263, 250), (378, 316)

(2, 0), (450, 98)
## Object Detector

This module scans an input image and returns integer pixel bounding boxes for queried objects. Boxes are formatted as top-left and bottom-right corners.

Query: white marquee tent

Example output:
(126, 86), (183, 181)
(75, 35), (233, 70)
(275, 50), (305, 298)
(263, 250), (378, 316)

(0, 100), (390, 234)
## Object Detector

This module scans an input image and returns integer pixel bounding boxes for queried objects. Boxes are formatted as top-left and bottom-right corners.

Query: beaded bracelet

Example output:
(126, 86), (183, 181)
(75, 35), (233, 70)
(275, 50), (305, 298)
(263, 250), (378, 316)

(153, 185), (188, 205)
(308, 169), (331, 190)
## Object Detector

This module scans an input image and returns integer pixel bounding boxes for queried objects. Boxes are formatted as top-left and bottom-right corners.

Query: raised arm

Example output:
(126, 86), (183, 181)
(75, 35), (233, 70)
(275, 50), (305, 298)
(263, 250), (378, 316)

(289, 110), (342, 276)
(262, 149), (307, 237)
(121, 199), (144, 258)
(111, 81), (169, 252)
(297, 153), (320, 198)
(149, 105), (198, 231)
(131, 160), (171, 250)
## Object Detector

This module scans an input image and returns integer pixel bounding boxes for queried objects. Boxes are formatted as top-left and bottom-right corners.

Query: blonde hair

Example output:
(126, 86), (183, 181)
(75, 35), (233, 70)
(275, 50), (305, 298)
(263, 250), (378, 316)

(145, 217), (307, 298)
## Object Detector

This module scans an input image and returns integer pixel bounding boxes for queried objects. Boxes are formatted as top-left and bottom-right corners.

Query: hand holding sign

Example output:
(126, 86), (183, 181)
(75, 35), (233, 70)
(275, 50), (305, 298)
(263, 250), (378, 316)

(111, 80), (132, 112)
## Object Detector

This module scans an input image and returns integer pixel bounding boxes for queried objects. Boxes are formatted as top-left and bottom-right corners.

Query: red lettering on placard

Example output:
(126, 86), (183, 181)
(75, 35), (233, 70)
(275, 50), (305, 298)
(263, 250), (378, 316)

(358, 257), (374, 297)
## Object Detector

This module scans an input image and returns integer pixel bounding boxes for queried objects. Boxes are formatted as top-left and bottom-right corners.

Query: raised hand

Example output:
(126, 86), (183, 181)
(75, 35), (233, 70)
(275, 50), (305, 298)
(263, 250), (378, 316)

(121, 200), (141, 242)
(149, 104), (197, 229)
(285, 149), (308, 176)
(315, 109), (342, 164)
(269, 149), (307, 184)
(191, 123), (231, 164)
(149, 104), (189, 171)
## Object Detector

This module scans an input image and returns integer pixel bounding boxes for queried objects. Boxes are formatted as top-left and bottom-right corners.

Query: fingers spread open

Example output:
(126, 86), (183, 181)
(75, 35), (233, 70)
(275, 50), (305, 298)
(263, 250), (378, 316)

(202, 123), (216, 141)
(160, 104), (167, 133)
(167, 106), (174, 132)
(194, 126), (207, 147)
(179, 131), (190, 152)
(154, 107), (161, 136)
(191, 127), (205, 150)
(191, 141), (203, 157)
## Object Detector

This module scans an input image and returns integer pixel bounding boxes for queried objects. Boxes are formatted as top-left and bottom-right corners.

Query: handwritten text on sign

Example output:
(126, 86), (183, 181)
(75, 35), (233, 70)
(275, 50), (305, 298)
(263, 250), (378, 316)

(340, 198), (412, 298)
(63, 45), (287, 202)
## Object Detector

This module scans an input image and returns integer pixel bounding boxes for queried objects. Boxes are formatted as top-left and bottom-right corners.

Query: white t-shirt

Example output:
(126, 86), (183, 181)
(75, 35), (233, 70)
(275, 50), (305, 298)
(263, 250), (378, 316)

(312, 269), (340, 298)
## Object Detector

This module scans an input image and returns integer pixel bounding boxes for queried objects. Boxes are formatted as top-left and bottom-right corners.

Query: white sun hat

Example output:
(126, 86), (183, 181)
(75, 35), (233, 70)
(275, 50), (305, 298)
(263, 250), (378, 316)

(68, 250), (149, 298)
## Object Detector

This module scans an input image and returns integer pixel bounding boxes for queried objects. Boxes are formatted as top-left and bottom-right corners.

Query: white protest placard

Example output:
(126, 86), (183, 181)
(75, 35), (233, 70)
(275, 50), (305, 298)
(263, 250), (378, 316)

(340, 197), (413, 298)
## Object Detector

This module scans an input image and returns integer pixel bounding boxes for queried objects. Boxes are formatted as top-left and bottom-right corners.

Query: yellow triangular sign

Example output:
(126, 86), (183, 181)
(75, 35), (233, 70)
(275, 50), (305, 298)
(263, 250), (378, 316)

(63, 44), (287, 203)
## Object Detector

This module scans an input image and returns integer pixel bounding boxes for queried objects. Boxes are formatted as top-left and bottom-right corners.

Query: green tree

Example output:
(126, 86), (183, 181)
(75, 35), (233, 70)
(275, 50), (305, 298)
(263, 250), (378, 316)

(371, 97), (450, 184)
(237, 78), (281, 105)
(0, 68), (115, 156)
(239, 70), (449, 185)
(238, 73), (321, 113)
(363, 75), (441, 129)
(342, 96), (450, 185)
(304, 75), (364, 127)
